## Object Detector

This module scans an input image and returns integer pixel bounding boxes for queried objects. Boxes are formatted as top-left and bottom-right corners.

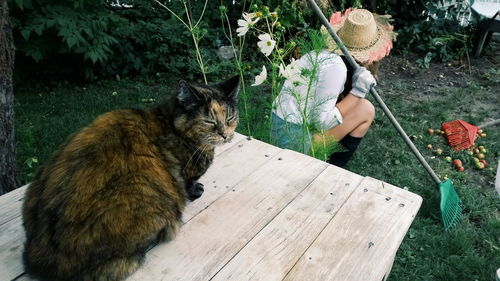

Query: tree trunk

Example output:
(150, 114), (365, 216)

(0, 0), (19, 194)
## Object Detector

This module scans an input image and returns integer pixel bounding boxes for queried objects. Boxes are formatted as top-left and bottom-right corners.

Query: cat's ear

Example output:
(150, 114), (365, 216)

(217, 75), (240, 101)
(177, 80), (203, 110)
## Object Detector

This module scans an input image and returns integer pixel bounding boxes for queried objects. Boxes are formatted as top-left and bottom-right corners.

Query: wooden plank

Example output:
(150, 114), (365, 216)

(183, 137), (281, 223)
(211, 165), (364, 281)
(0, 185), (27, 226)
(127, 149), (329, 281)
(0, 215), (26, 281)
(284, 176), (422, 281)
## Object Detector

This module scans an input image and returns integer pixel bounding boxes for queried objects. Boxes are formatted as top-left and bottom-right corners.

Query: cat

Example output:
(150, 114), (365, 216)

(22, 75), (240, 281)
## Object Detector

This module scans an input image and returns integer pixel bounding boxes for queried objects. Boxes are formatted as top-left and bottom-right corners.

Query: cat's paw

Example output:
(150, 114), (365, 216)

(187, 182), (204, 201)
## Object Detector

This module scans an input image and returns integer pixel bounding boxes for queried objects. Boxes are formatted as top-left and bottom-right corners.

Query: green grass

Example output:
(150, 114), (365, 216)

(14, 60), (500, 281)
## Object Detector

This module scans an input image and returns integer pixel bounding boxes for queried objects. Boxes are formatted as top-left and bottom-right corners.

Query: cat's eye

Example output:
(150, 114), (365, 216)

(204, 120), (216, 126)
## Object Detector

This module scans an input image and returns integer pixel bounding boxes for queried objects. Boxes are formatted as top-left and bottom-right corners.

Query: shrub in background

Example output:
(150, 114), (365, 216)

(10, 0), (243, 81)
(10, 0), (477, 82)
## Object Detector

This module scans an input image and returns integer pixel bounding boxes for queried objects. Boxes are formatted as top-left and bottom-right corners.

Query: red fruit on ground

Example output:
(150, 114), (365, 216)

(457, 166), (464, 172)
(479, 160), (488, 167)
(453, 159), (462, 167)
(427, 128), (434, 135)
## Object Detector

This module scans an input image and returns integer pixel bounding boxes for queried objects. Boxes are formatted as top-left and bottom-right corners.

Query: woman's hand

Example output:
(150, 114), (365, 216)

(351, 67), (376, 98)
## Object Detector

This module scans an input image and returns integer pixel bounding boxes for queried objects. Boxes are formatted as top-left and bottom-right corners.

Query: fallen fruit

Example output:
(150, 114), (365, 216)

(445, 156), (452, 163)
(480, 133), (487, 137)
(477, 153), (485, 159)
(478, 129), (483, 134)
(466, 150), (474, 156)
(457, 166), (464, 172)
(480, 147), (487, 154)
(427, 128), (434, 135)
(479, 160), (488, 167)
(475, 162), (485, 169)
(435, 148), (443, 155)
(474, 148), (480, 154)
(427, 144), (433, 149)
(473, 157), (480, 163)
(453, 159), (462, 167)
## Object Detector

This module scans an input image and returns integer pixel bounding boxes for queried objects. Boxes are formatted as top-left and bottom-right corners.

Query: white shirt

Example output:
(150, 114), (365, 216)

(273, 50), (347, 131)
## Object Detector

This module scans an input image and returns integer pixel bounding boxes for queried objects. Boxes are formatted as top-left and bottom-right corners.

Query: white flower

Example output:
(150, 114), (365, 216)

(236, 12), (259, 37)
(279, 58), (300, 80)
(257, 33), (276, 57)
(252, 66), (267, 86)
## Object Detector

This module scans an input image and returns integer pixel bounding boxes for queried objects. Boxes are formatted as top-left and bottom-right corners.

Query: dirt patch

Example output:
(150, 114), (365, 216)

(377, 44), (499, 119)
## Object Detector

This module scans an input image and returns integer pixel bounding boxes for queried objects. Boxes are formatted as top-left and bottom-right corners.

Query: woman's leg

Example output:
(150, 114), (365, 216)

(323, 94), (375, 140)
(313, 94), (375, 166)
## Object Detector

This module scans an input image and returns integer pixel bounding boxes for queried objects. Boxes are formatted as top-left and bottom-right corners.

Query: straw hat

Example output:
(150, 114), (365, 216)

(321, 8), (396, 65)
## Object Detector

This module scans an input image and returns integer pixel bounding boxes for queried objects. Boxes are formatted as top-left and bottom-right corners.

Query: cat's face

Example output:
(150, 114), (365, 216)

(174, 76), (240, 146)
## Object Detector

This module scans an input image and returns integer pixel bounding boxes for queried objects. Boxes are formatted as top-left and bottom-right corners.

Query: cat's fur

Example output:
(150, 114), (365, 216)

(22, 76), (240, 281)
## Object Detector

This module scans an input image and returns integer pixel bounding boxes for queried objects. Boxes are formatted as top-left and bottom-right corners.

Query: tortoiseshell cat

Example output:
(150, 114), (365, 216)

(22, 76), (240, 281)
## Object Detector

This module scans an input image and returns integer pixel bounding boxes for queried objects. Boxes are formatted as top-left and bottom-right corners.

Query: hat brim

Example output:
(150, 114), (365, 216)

(322, 9), (396, 65)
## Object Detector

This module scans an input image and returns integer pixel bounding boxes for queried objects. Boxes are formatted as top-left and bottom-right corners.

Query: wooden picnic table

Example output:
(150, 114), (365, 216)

(0, 133), (422, 281)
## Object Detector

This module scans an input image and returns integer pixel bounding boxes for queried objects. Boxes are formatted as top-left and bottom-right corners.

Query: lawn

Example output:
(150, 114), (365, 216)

(14, 53), (499, 280)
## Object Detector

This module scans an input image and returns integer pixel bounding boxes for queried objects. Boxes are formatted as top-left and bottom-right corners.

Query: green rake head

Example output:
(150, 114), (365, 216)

(439, 179), (462, 230)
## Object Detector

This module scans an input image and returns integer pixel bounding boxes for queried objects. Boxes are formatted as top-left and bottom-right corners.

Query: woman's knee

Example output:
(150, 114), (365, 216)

(358, 99), (375, 122)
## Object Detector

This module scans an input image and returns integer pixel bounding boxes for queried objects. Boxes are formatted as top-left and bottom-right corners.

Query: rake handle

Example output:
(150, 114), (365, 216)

(308, 0), (441, 185)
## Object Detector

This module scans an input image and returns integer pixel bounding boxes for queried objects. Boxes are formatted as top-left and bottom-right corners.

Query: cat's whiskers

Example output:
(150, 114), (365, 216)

(193, 143), (212, 168)
(185, 144), (204, 170)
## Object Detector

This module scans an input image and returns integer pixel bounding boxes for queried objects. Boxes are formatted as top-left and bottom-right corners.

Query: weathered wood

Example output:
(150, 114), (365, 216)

(0, 216), (25, 281)
(283, 176), (422, 281)
(183, 137), (281, 223)
(127, 149), (329, 281)
(211, 165), (364, 281)
(0, 184), (26, 226)
(0, 136), (422, 281)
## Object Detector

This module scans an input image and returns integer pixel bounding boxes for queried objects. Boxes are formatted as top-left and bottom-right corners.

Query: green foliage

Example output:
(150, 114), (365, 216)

(376, 0), (474, 66)
(403, 6), (472, 67)
(9, 0), (480, 79)
(11, 0), (121, 64)
(10, 0), (242, 80)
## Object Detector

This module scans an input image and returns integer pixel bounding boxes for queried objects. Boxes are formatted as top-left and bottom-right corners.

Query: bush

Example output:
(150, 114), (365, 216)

(10, 0), (243, 81)
(10, 0), (121, 79)
(10, 0), (477, 81)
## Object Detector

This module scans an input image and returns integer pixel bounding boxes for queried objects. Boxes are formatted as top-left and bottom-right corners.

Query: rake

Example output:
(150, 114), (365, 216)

(308, 0), (462, 230)
(442, 119), (500, 151)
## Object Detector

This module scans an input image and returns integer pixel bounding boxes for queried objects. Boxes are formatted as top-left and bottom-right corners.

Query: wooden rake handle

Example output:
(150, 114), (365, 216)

(308, 0), (442, 185)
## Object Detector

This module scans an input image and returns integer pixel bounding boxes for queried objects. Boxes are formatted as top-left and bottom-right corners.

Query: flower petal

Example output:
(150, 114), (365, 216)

(236, 26), (248, 37)
(258, 33), (271, 41)
(252, 66), (267, 86)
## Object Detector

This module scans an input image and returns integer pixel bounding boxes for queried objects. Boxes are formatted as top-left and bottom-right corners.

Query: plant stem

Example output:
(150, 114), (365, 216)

(221, 9), (251, 134)
(156, 0), (208, 84)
